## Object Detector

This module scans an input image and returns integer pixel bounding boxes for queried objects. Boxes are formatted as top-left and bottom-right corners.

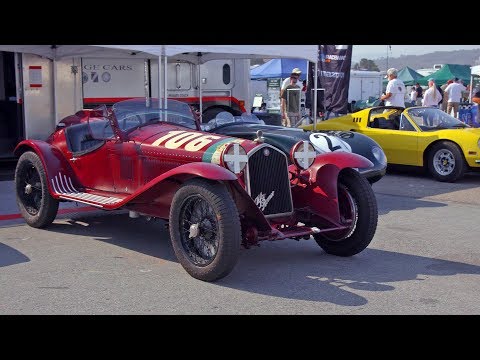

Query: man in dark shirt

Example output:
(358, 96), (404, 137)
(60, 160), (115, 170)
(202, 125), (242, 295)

(415, 82), (423, 105)
(281, 76), (301, 127)
(436, 84), (444, 106)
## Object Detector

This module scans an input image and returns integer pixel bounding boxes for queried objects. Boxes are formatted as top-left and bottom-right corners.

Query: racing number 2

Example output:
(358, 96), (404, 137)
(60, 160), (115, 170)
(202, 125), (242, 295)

(151, 131), (221, 151)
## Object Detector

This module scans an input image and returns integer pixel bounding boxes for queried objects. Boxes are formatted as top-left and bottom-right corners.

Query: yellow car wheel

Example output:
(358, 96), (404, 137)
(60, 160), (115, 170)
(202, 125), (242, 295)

(427, 141), (466, 182)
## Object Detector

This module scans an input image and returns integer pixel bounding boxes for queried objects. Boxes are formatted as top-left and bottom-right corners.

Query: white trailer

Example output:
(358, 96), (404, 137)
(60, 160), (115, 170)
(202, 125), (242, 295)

(81, 58), (251, 121)
(348, 70), (383, 103)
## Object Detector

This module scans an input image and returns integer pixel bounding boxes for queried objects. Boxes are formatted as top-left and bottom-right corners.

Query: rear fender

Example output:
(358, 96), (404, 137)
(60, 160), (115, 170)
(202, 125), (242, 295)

(14, 140), (80, 197)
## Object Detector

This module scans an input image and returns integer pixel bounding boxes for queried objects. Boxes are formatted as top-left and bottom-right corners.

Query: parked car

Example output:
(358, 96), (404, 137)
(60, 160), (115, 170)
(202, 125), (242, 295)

(14, 98), (378, 282)
(201, 112), (387, 184)
(302, 106), (480, 182)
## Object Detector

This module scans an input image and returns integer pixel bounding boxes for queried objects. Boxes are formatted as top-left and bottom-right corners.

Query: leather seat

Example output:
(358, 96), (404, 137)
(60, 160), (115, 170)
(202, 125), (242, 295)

(65, 123), (91, 153)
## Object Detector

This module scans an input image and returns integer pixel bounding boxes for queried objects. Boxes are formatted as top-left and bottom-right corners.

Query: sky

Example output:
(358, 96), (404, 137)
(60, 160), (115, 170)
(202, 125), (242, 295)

(352, 45), (480, 62)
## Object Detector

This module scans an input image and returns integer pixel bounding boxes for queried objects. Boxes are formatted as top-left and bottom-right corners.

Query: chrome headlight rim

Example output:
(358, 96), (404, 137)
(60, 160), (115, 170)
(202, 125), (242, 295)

(290, 140), (317, 170)
(372, 145), (387, 165)
(222, 142), (248, 174)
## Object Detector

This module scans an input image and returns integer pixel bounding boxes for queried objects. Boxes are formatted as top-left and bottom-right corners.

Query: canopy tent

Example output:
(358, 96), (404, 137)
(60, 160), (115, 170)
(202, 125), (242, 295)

(0, 45), (322, 124)
(382, 66), (424, 86)
(0, 45), (150, 59)
(417, 64), (471, 86)
(0, 45), (318, 62)
(250, 58), (308, 80)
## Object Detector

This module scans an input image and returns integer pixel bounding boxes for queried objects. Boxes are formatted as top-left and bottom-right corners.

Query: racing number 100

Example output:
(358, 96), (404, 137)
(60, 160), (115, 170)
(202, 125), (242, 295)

(151, 131), (221, 152)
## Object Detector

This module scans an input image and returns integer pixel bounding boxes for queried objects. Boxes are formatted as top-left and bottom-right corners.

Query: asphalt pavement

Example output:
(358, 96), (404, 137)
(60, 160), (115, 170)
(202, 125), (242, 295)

(1, 167), (480, 314)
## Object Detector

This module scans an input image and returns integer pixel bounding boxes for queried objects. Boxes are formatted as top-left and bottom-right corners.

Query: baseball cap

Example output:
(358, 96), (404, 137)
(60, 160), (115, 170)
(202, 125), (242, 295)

(291, 68), (302, 75)
(428, 78), (435, 82)
(386, 68), (398, 77)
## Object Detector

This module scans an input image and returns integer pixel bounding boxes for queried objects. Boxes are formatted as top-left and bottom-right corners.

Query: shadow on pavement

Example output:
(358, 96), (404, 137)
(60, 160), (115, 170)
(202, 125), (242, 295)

(0, 242), (30, 267)
(218, 242), (480, 307)
(376, 194), (447, 216)
(47, 214), (178, 262)
(44, 213), (480, 307)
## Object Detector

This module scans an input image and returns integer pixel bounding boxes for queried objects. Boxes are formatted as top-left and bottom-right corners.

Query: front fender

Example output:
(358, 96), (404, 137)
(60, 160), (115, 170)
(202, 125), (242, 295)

(128, 162), (237, 205)
(309, 152), (373, 185)
(128, 163), (272, 230)
(290, 152), (373, 226)
(14, 140), (79, 196)
(144, 162), (237, 186)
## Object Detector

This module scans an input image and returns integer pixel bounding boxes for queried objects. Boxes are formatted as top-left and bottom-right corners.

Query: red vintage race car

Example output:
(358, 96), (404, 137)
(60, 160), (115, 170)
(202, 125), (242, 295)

(14, 98), (378, 282)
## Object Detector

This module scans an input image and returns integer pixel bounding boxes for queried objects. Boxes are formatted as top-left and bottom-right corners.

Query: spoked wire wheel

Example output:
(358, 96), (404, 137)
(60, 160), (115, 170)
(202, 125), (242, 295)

(15, 151), (58, 228)
(179, 194), (220, 266)
(169, 179), (241, 282)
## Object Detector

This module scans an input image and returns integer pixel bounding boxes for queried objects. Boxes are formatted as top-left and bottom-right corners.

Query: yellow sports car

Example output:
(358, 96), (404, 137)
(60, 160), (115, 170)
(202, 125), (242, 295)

(302, 106), (480, 182)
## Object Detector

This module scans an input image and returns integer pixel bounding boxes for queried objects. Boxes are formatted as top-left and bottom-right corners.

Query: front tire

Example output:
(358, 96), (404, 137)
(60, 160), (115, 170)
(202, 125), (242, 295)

(427, 141), (465, 182)
(15, 151), (59, 228)
(313, 168), (378, 256)
(169, 179), (241, 282)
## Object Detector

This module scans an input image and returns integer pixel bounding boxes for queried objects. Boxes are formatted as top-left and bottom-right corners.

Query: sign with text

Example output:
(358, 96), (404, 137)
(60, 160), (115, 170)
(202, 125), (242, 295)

(309, 45), (353, 114)
(82, 58), (146, 99)
(266, 78), (281, 112)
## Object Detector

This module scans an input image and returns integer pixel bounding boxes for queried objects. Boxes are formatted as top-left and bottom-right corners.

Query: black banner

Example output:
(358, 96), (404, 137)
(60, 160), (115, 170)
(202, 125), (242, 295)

(307, 45), (353, 115)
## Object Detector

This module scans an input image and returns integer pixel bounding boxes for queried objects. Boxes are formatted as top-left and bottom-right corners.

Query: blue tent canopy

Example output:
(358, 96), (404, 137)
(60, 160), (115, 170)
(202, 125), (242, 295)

(250, 58), (308, 80)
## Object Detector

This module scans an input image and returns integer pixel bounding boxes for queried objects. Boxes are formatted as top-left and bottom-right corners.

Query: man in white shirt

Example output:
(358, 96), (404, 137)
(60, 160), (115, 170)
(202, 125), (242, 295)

(444, 77), (466, 118)
(380, 68), (406, 107)
(409, 86), (417, 106)
(422, 78), (442, 107)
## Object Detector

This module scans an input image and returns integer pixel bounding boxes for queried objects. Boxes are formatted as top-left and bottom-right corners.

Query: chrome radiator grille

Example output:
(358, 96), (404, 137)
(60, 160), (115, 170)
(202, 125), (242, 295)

(246, 144), (293, 217)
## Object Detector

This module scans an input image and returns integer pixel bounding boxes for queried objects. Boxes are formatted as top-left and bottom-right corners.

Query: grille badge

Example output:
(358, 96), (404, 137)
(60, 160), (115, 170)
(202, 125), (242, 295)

(263, 148), (270, 156)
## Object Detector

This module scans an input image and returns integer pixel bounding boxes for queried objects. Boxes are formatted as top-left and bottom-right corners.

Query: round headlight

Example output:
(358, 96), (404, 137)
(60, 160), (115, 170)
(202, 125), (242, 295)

(372, 146), (387, 165)
(222, 143), (248, 174)
(291, 140), (316, 170)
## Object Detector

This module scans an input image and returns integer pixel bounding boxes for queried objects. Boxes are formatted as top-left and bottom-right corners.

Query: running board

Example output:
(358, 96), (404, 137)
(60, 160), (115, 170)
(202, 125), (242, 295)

(50, 172), (123, 208)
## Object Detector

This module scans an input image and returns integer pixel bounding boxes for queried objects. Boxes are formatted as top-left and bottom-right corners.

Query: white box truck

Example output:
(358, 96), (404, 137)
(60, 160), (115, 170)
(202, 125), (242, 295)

(348, 70), (383, 103)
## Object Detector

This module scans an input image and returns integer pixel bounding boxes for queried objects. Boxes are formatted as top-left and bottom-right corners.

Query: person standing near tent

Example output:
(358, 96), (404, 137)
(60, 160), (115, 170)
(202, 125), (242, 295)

(380, 68), (406, 107)
(409, 86), (417, 106)
(422, 78), (442, 108)
(415, 83), (423, 106)
(444, 77), (466, 118)
(281, 68), (302, 126)
(281, 68), (302, 95)
(440, 80), (453, 112)
(281, 75), (301, 127)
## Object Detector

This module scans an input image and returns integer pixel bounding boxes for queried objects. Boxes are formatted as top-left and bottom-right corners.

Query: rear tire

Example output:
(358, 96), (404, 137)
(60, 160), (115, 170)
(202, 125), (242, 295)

(15, 151), (59, 228)
(427, 141), (465, 182)
(314, 169), (378, 256)
(169, 179), (241, 282)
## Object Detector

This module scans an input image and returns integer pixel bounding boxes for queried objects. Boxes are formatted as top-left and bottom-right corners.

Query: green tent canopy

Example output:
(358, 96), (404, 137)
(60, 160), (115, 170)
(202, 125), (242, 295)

(382, 66), (424, 86)
(417, 64), (471, 86)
